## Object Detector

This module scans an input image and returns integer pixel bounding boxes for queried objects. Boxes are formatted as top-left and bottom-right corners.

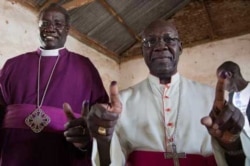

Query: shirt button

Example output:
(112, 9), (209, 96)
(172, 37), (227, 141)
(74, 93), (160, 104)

(165, 108), (171, 112)
(167, 122), (173, 127)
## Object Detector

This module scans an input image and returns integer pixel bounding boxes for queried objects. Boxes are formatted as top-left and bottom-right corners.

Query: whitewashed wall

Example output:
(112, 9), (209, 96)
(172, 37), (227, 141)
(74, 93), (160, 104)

(0, 0), (119, 91)
(120, 34), (250, 90)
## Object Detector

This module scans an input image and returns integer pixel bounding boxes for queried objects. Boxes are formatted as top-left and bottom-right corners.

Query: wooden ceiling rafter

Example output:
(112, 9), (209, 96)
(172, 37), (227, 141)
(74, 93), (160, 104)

(161, 0), (190, 19)
(39, 0), (60, 11)
(120, 49), (143, 63)
(97, 0), (141, 41)
(119, 40), (142, 62)
(69, 27), (120, 63)
(62, 0), (94, 11)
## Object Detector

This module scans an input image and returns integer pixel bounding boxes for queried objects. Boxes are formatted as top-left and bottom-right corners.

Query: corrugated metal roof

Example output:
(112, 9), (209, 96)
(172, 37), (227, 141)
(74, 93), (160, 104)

(16, 0), (250, 63)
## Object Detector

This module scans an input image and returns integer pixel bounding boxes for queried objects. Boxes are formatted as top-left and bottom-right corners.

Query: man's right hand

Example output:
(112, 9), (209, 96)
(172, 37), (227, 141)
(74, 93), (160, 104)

(87, 81), (122, 141)
(87, 81), (122, 166)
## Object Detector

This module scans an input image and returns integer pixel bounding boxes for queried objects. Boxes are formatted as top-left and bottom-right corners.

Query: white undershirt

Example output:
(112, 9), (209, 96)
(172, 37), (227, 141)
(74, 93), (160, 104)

(233, 83), (250, 137)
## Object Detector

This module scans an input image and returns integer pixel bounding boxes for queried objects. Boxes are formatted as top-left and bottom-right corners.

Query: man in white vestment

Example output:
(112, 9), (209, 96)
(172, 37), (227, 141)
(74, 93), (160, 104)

(209, 61), (249, 166)
(87, 20), (245, 166)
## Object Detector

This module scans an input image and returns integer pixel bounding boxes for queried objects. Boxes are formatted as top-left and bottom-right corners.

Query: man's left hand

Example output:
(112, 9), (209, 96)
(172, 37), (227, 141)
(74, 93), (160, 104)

(63, 102), (91, 149)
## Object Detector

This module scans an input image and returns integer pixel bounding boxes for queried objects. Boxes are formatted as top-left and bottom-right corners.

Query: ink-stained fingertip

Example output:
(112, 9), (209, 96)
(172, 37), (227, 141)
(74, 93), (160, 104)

(111, 81), (117, 86)
(219, 71), (227, 79)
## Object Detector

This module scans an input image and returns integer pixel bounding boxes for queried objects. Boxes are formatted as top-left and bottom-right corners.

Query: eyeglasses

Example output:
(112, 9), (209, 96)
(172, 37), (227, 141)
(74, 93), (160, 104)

(39, 21), (66, 30)
(142, 34), (179, 48)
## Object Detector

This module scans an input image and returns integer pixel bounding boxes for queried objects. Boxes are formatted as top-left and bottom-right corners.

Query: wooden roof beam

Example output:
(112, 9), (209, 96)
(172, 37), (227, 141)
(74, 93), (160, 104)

(69, 27), (120, 63)
(41, 0), (59, 7)
(39, 0), (60, 11)
(161, 0), (190, 19)
(62, 0), (94, 11)
(97, 0), (141, 41)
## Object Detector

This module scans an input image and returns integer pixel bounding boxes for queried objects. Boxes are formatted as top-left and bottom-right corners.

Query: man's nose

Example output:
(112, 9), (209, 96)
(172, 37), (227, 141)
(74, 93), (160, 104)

(154, 38), (168, 50)
(45, 23), (56, 31)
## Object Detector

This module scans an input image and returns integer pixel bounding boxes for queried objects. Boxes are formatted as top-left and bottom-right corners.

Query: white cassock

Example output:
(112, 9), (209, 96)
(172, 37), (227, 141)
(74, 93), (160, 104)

(92, 73), (228, 166)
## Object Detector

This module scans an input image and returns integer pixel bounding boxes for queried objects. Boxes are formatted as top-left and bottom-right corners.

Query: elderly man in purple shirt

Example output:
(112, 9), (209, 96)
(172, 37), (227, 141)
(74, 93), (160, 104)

(0, 3), (108, 166)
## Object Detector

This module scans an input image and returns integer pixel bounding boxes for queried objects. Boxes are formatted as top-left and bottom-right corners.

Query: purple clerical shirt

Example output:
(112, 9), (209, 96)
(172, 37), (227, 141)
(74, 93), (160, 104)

(0, 48), (109, 166)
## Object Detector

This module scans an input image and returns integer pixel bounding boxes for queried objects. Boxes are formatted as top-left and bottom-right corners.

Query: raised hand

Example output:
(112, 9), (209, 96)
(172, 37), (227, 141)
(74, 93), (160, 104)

(201, 71), (244, 144)
(87, 81), (122, 141)
(86, 81), (122, 166)
(63, 101), (91, 149)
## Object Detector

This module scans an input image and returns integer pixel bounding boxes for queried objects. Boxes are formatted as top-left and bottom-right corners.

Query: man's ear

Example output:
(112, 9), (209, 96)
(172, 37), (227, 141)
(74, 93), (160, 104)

(65, 25), (70, 32)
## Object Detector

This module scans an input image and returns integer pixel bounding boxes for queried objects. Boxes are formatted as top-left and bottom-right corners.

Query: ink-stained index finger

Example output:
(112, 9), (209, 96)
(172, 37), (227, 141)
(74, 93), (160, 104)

(109, 81), (122, 113)
(81, 100), (90, 118)
(213, 71), (226, 111)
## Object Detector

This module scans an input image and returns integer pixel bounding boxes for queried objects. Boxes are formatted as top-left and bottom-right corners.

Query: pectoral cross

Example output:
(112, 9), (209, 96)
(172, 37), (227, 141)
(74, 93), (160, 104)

(164, 143), (186, 166)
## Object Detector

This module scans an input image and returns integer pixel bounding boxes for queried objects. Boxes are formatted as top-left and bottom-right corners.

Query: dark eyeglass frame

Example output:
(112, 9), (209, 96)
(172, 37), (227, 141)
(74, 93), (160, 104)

(39, 21), (67, 30)
(142, 34), (179, 48)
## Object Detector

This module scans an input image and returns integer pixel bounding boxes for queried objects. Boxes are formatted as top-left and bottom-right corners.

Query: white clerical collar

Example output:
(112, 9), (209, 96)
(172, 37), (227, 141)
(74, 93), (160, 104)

(148, 73), (180, 86)
(148, 73), (180, 97)
(39, 47), (65, 56)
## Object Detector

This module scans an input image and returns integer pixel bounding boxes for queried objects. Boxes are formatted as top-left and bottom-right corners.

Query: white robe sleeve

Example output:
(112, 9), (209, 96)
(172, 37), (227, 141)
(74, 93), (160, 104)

(211, 138), (228, 166)
(109, 132), (126, 166)
(91, 132), (126, 166)
(240, 131), (250, 166)
(91, 138), (100, 166)
(212, 131), (250, 166)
